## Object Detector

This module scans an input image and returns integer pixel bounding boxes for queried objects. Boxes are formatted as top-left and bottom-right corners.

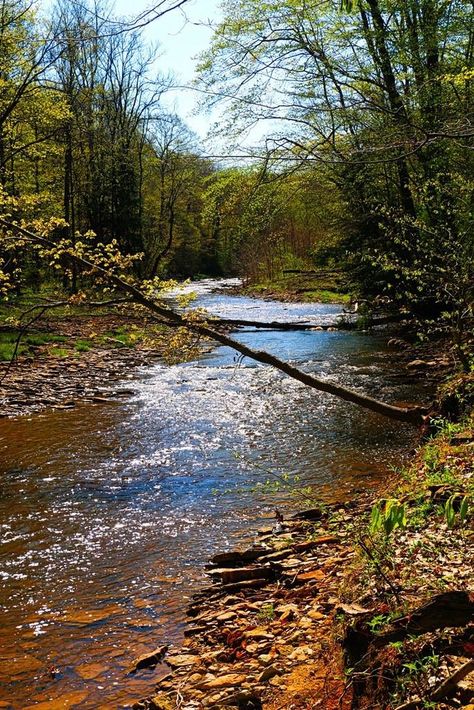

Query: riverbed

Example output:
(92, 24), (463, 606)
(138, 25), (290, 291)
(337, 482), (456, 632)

(0, 280), (432, 708)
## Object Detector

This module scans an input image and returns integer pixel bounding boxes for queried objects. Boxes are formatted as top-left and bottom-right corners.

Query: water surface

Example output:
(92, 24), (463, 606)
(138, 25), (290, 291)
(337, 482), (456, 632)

(0, 280), (430, 708)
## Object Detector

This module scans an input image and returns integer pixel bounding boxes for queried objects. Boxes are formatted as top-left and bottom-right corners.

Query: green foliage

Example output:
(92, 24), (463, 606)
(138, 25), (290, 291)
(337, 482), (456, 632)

(367, 613), (392, 634)
(370, 499), (407, 537)
(444, 494), (470, 529)
(197, 0), (473, 349)
(48, 347), (69, 358)
(74, 339), (91, 352)
(257, 604), (275, 623)
(0, 331), (66, 360)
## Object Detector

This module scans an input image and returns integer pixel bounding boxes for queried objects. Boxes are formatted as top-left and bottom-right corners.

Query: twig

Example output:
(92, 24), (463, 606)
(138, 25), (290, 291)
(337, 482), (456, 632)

(357, 536), (403, 602)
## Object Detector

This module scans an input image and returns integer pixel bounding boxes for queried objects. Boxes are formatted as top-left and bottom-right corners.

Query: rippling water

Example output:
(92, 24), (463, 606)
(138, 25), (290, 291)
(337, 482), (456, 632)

(0, 281), (431, 708)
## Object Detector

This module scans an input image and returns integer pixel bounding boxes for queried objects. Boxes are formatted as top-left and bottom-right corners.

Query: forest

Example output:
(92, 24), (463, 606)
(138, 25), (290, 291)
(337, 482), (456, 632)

(0, 0), (471, 350)
(0, 1), (473, 709)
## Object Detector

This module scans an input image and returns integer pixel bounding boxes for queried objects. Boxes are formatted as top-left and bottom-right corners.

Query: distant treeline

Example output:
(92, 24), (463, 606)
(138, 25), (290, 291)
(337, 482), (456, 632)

(0, 0), (472, 358)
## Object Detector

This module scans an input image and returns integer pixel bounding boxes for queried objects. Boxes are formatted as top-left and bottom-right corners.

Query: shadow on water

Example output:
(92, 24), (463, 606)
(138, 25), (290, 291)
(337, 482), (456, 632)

(0, 280), (432, 707)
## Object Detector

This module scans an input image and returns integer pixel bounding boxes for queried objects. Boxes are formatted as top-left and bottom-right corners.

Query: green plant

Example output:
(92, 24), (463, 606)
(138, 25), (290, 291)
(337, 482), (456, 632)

(257, 603), (275, 622)
(407, 498), (434, 530)
(367, 613), (392, 633)
(395, 651), (440, 703)
(401, 653), (439, 678)
(74, 338), (91, 352)
(422, 444), (441, 473)
(49, 347), (69, 358)
(370, 499), (407, 536)
(444, 494), (470, 528)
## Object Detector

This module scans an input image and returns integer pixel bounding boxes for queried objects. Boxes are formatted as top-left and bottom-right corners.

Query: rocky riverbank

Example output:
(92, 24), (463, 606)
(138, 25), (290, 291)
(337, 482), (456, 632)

(132, 500), (368, 710)
(0, 313), (170, 417)
(132, 399), (473, 710)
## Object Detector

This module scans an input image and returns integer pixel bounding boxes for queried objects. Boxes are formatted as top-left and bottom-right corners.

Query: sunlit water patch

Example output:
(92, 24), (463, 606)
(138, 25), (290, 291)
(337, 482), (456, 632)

(0, 280), (432, 708)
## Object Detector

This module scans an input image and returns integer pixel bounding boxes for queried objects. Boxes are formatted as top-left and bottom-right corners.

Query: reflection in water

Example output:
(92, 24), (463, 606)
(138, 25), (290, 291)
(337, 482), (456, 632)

(0, 281), (430, 707)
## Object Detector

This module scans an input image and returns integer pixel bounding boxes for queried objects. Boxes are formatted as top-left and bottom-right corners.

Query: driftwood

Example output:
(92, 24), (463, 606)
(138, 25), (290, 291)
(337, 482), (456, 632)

(211, 317), (335, 330)
(159, 312), (407, 331)
(377, 591), (474, 644)
(346, 591), (474, 707)
(210, 312), (409, 331)
(0, 219), (427, 425)
(345, 592), (474, 664)
(430, 658), (474, 701)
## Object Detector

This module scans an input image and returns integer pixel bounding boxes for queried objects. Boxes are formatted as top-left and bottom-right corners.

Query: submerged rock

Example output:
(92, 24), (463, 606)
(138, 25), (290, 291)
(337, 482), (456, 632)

(128, 645), (168, 674)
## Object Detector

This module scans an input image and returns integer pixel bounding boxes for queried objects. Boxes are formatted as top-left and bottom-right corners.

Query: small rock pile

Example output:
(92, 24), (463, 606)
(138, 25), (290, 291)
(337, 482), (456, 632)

(0, 346), (164, 417)
(133, 503), (367, 710)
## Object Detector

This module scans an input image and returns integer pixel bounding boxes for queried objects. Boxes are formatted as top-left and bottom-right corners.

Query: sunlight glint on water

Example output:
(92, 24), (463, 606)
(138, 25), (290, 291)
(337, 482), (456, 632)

(0, 280), (429, 708)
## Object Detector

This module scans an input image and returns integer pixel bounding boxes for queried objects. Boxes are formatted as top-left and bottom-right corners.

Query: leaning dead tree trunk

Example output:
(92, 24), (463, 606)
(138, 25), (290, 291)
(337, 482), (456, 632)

(206, 313), (408, 331)
(0, 220), (427, 426)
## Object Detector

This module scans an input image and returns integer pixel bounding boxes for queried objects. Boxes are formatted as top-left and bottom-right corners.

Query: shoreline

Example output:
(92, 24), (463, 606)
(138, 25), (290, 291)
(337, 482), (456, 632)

(1, 293), (471, 709)
(224, 271), (351, 305)
(133, 403), (473, 710)
(0, 312), (168, 418)
(133, 497), (373, 710)
(0, 301), (453, 421)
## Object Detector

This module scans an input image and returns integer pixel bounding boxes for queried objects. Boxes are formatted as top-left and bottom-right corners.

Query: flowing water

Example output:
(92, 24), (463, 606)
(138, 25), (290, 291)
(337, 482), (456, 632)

(0, 280), (431, 708)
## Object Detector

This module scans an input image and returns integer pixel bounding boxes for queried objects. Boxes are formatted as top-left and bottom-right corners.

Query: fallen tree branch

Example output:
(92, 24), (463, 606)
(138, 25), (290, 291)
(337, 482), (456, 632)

(0, 218), (428, 425)
(210, 313), (408, 330)
(430, 658), (474, 701)
(377, 591), (474, 644)
(394, 658), (474, 709)
(209, 317), (343, 330)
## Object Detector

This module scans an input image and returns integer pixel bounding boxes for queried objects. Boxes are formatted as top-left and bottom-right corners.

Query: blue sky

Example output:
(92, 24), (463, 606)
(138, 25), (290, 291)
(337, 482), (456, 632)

(114, 0), (221, 136)
(41, 0), (221, 138)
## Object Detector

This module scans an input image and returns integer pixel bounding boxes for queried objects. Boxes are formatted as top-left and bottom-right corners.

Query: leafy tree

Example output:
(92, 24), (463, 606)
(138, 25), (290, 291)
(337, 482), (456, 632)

(197, 0), (473, 354)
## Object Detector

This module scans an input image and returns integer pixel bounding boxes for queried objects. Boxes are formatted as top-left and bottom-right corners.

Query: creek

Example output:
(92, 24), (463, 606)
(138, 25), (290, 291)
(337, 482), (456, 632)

(0, 280), (431, 708)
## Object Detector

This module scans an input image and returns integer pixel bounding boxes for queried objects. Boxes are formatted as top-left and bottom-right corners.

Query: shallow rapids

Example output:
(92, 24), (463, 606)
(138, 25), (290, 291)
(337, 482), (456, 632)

(0, 280), (431, 708)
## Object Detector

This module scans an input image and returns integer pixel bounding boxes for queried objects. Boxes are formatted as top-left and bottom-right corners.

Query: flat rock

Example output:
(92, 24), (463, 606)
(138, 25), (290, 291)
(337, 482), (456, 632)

(215, 611), (238, 622)
(198, 673), (247, 690)
(0, 653), (43, 679)
(407, 359), (429, 368)
(257, 665), (280, 683)
(165, 654), (200, 669)
(296, 569), (326, 582)
(219, 567), (274, 585)
(292, 536), (339, 552)
(23, 692), (89, 709)
(62, 605), (122, 626)
(75, 662), (106, 680)
(244, 627), (274, 640)
(210, 548), (267, 566)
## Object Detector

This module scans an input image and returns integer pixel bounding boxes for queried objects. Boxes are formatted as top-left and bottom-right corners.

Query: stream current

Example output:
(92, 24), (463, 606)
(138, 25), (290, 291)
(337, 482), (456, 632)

(0, 280), (431, 708)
